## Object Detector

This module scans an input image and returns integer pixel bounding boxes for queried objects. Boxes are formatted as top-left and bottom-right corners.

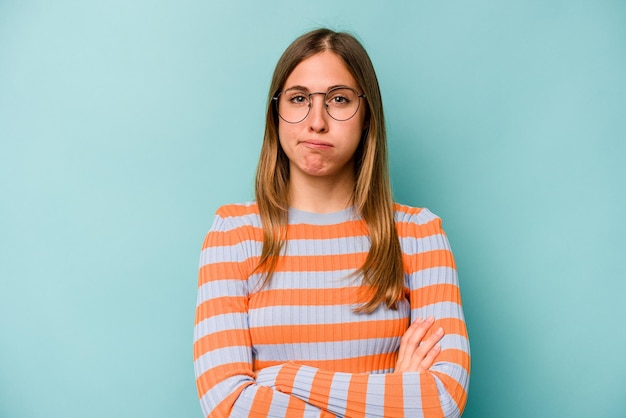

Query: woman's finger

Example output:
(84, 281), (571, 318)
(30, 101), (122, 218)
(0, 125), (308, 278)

(404, 325), (444, 372)
(396, 316), (436, 372)
(397, 316), (423, 362)
(417, 344), (442, 373)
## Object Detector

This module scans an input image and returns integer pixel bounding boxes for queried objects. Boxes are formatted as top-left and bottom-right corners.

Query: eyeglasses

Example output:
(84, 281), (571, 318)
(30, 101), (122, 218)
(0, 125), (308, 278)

(273, 86), (366, 124)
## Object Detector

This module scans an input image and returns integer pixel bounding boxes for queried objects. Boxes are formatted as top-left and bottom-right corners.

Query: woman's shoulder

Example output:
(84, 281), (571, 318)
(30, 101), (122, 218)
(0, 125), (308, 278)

(393, 202), (440, 223)
(214, 201), (259, 218)
(393, 202), (444, 236)
(209, 201), (261, 231)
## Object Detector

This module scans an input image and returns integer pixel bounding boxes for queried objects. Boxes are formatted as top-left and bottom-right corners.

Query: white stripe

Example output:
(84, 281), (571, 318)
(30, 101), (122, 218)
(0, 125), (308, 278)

(326, 372), (350, 417)
(196, 279), (248, 305)
(365, 374), (385, 417)
(194, 345), (252, 378)
(193, 312), (247, 343)
(402, 372), (422, 413)
(399, 233), (450, 254)
(254, 338), (400, 363)
(411, 301), (464, 322)
(199, 240), (261, 265)
(432, 372), (462, 416)
(407, 266), (458, 288)
(249, 302), (409, 326)
(395, 207), (439, 225)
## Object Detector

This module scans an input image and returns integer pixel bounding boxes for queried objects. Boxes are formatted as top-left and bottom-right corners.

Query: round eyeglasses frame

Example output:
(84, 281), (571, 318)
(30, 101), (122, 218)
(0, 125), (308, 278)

(272, 86), (367, 124)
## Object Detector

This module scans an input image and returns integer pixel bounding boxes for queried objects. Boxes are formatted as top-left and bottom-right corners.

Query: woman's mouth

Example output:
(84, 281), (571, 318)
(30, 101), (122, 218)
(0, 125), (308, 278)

(301, 140), (333, 149)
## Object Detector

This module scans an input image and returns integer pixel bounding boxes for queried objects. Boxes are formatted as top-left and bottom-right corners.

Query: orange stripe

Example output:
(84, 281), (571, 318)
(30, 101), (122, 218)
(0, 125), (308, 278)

(403, 249), (456, 273)
(249, 387), (273, 418)
(251, 320), (402, 345)
(216, 203), (259, 218)
(309, 369), (332, 411)
(396, 216), (441, 239)
(394, 203), (423, 216)
(202, 225), (262, 248)
(198, 262), (243, 285)
(212, 381), (253, 417)
(252, 287), (371, 306)
(275, 252), (367, 272)
(432, 370), (468, 413)
(420, 373), (444, 418)
(286, 396), (306, 417)
(410, 283), (462, 308)
(195, 296), (246, 324)
(193, 328), (251, 360)
(286, 221), (369, 239)
(437, 349), (471, 374)
(346, 374), (367, 417)
(195, 362), (253, 398)
(383, 373), (405, 417)
(419, 317), (468, 340)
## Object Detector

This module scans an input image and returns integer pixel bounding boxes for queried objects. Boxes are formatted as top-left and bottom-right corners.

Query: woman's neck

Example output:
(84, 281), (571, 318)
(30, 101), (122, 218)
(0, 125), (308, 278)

(288, 169), (355, 214)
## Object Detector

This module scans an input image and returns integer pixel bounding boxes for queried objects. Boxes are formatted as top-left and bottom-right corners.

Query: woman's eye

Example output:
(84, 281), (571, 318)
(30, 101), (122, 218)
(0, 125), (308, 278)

(289, 95), (308, 105)
(329, 95), (349, 105)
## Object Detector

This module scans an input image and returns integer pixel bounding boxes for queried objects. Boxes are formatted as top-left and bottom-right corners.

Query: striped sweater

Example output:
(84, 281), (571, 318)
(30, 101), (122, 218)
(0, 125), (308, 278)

(194, 202), (470, 417)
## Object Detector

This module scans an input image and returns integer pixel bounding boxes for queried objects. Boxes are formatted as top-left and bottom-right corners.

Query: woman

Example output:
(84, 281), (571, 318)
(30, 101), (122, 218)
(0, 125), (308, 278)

(194, 28), (470, 417)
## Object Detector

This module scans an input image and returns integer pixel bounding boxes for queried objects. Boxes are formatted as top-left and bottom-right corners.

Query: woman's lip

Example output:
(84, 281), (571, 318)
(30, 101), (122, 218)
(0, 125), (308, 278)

(301, 140), (333, 148)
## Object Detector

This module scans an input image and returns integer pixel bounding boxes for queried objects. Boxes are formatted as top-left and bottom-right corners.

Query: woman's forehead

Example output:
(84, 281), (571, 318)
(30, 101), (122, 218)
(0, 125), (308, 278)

(283, 51), (358, 91)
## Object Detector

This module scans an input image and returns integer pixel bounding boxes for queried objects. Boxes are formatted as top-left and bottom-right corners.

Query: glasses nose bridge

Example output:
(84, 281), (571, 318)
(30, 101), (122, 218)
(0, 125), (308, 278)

(306, 92), (329, 121)
(308, 91), (328, 108)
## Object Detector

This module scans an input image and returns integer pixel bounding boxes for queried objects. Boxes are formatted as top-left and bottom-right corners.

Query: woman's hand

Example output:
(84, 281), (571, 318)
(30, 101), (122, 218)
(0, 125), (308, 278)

(395, 316), (444, 373)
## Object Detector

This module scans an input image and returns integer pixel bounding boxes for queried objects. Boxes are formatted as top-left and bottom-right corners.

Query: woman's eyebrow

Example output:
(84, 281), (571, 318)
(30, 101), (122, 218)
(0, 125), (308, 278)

(283, 85), (310, 92)
(283, 84), (354, 92)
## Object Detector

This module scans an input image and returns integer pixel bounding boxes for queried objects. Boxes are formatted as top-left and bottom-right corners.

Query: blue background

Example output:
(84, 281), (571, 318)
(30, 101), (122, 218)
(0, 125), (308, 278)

(1, 1), (625, 417)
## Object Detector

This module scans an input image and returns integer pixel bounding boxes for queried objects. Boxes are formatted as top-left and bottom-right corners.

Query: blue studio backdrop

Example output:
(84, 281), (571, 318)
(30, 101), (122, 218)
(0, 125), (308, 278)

(1, 1), (625, 417)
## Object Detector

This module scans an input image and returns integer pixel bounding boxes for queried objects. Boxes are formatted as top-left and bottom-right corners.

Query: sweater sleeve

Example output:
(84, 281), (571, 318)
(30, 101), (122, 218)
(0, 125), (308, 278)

(257, 211), (470, 417)
(193, 212), (334, 417)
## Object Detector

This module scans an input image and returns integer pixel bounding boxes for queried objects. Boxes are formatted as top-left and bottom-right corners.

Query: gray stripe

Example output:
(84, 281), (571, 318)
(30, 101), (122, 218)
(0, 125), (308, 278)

(196, 279), (248, 305)
(289, 206), (358, 225)
(214, 212), (262, 230)
(193, 312), (247, 343)
(194, 345), (252, 378)
(407, 266), (458, 287)
(254, 338), (400, 363)
(293, 366), (315, 402)
(200, 241), (260, 265)
(399, 233), (450, 254)
(432, 372), (462, 417)
(283, 236), (370, 256)
(249, 303), (409, 326)
(403, 372), (423, 413)
(327, 372), (350, 417)
(411, 301), (465, 322)
(394, 207), (438, 225)
(365, 375), (385, 417)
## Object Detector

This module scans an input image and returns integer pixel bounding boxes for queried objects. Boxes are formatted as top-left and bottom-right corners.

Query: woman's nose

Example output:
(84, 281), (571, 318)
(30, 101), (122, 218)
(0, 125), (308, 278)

(307, 93), (328, 132)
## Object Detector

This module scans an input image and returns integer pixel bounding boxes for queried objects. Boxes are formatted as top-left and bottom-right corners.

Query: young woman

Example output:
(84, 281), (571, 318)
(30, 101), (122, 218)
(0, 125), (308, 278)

(194, 28), (470, 417)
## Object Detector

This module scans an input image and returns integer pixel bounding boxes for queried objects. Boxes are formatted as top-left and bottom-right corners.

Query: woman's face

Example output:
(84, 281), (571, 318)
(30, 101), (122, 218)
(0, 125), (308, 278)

(277, 51), (366, 183)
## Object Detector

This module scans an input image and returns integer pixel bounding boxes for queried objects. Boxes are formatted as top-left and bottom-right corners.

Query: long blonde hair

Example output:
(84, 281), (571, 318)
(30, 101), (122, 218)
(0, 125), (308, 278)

(255, 28), (403, 313)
